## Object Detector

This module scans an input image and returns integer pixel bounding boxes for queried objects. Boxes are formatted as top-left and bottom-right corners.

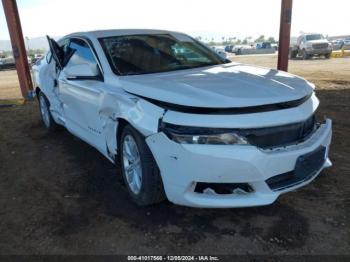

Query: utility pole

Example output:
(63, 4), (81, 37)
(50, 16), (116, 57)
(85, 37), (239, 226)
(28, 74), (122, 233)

(277, 0), (293, 72)
(2, 0), (34, 100)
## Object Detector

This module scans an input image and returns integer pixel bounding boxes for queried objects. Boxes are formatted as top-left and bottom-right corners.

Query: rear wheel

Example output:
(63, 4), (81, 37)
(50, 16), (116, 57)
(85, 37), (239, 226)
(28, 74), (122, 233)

(120, 124), (165, 206)
(38, 92), (59, 132)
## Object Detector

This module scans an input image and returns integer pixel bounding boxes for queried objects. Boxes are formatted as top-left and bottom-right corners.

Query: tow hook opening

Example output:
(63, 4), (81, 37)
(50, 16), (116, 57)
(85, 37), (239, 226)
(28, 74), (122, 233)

(194, 182), (254, 195)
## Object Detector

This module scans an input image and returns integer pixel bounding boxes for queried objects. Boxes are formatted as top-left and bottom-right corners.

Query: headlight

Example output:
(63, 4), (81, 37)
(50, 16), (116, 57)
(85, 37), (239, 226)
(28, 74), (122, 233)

(169, 133), (248, 145)
(160, 122), (248, 145)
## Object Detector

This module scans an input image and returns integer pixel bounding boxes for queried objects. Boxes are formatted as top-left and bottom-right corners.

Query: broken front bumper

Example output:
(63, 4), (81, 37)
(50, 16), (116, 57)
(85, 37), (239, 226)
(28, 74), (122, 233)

(146, 119), (332, 208)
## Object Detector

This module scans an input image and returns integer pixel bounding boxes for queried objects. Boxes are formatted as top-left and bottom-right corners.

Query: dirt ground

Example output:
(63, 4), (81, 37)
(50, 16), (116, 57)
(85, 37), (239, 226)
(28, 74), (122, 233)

(0, 69), (21, 100)
(0, 56), (349, 256)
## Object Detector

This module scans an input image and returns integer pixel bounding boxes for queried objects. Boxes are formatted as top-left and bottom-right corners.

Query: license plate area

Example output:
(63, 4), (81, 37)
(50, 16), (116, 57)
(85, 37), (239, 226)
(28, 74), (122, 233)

(266, 146), (327, 191)
(294, 146), (326, 180)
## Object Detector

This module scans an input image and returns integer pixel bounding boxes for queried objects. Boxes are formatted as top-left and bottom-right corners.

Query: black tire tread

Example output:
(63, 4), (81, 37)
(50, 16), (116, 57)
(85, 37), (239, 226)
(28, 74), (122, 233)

(120, 124), (165, 206)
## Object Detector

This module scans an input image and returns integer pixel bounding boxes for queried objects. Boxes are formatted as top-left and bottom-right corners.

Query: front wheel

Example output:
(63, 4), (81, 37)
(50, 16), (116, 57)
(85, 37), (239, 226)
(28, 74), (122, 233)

(325, 53), (331, 59)
(302, 49), (310, 60)
(120, 124), (165, 206)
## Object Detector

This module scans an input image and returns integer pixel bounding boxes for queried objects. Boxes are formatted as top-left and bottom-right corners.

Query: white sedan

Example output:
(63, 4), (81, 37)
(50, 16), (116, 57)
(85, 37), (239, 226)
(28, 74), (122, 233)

(32, 29), (332, 208)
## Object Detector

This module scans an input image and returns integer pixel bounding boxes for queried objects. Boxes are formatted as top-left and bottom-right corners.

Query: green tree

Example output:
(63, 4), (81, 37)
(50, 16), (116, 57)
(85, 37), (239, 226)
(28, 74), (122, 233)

(255, 35), (265, 43)
(267, 36), (276, 43)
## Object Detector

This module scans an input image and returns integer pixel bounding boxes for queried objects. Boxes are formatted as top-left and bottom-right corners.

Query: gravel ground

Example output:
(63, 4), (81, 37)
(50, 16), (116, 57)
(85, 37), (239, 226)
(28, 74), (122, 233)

(0, 56), (349, 256)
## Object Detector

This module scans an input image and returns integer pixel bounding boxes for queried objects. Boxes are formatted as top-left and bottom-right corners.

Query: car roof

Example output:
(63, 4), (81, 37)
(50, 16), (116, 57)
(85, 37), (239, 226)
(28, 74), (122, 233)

(64, 29), (185, 39)
(302, 33), (323, 36)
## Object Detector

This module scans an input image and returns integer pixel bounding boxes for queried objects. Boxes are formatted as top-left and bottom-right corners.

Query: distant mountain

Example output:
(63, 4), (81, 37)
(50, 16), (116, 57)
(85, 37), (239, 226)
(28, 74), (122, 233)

(0, 36), (61, 51)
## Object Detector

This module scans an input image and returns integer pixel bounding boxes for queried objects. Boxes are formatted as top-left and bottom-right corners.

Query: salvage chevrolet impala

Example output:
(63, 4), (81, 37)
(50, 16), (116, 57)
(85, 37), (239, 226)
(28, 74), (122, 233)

(32, 29), (332, 207)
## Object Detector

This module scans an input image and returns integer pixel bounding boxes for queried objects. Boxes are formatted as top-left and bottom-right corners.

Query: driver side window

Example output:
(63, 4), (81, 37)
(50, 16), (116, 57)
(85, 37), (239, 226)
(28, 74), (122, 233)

(65, 38), (100, 76)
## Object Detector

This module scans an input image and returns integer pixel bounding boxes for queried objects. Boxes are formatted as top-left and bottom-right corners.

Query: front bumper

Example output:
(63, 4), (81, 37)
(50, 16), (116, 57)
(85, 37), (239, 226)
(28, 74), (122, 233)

(306, 48), (332, 55)
(146, 119), (332, 208)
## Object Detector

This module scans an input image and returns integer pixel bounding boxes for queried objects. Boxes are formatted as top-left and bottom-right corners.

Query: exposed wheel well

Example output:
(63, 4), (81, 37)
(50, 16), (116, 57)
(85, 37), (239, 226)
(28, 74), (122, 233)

(35, 87), (41, 98)
(116, 118), (129, 155)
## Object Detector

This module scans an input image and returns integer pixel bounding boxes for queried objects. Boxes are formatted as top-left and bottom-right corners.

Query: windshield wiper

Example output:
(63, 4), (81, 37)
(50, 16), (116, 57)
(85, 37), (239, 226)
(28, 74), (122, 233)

(177, 62), (219, 69)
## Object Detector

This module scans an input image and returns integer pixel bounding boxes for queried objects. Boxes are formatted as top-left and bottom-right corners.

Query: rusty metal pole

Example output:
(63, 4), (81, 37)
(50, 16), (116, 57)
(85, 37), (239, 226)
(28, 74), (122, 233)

(277, 0), (293, 71)
(2, 0), (34, 100)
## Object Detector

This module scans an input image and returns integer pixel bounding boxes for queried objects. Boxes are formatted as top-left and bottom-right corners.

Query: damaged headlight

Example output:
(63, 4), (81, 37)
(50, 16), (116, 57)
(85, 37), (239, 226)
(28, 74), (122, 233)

(159, 122), (248, 145)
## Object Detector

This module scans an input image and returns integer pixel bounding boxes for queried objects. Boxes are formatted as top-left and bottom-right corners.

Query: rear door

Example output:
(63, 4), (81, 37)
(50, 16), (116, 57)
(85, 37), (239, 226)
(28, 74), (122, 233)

(57, 37), (107, 152)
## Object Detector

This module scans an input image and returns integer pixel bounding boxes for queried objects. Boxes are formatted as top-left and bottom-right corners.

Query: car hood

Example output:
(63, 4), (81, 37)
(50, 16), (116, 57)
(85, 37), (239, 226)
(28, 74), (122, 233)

(120, 62), (314, 108)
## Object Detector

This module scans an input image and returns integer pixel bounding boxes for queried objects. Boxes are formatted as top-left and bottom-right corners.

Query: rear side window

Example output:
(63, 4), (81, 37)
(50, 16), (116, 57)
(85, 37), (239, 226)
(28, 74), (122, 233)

(64, 38), (99, 75)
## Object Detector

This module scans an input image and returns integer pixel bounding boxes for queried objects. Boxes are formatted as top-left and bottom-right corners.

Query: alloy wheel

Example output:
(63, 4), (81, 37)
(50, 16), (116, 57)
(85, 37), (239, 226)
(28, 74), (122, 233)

(122, 135), (142, 194)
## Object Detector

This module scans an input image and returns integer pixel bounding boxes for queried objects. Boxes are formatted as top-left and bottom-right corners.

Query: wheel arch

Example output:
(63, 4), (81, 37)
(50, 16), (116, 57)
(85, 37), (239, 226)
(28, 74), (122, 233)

(103, 116), (142, 163)
(35, 86), (41, 99)
(99, 95), (165, 161)
(116, 118), (129, 154)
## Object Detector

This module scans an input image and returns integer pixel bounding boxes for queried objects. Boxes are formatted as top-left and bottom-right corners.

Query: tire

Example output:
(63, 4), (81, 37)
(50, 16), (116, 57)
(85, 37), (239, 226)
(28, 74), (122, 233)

(38, 92), (59, 132)
(325, 53), (331, 59)
(302, 49), (310, 60)
(120, 124), (165, 206)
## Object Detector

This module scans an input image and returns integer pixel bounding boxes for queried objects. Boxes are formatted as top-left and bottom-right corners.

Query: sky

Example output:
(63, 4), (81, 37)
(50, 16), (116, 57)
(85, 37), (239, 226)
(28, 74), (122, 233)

(0, 0), (349, 41)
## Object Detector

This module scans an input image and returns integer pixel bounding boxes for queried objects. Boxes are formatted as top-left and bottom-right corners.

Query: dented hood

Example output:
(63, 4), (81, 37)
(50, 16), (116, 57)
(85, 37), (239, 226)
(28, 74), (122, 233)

(120, 62), (314, 108)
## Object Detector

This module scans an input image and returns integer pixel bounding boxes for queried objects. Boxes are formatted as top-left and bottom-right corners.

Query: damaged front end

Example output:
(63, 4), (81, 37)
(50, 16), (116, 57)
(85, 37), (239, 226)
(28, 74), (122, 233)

(145, 99), (332, 207)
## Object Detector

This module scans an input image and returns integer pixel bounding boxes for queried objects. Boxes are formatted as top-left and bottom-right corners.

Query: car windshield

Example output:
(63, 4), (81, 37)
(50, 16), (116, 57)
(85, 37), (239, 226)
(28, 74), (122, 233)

(99, 33), (226, 75)
(305, 34), (324, 41)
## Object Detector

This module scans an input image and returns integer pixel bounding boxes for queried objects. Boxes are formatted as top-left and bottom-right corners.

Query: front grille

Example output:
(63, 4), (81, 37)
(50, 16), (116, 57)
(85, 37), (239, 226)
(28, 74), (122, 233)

(242, 114), (316, 149)
(312, 43), (328, 49)
(266, 146), (326, 191)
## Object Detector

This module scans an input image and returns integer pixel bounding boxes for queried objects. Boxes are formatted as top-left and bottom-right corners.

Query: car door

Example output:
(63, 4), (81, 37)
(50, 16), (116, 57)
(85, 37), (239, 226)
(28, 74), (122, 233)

(57, 37), (107, 153)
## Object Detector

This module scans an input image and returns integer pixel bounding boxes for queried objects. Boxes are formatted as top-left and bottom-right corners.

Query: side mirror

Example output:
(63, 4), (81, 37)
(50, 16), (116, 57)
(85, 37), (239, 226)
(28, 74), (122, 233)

(63, 63), (102, 81)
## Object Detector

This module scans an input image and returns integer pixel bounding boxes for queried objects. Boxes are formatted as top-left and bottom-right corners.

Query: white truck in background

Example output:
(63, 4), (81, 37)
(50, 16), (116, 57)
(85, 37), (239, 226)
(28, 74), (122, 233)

(290, 34), (332, 59)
